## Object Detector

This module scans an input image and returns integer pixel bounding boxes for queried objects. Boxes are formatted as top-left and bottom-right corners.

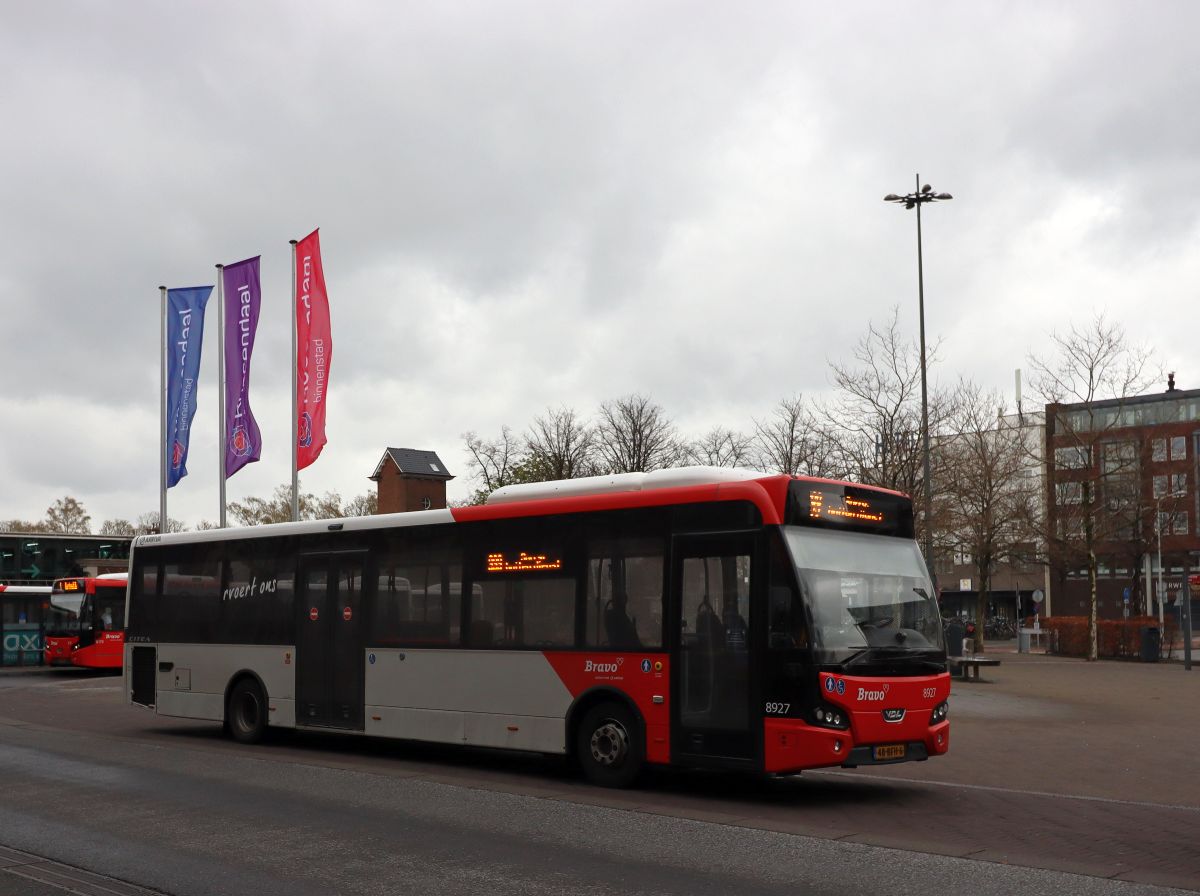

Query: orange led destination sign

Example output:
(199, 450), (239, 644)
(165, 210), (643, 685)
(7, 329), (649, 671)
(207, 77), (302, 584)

(486, 551), (563, 573)
(808, 490), (885, 524)
(57, 580), (82, 592)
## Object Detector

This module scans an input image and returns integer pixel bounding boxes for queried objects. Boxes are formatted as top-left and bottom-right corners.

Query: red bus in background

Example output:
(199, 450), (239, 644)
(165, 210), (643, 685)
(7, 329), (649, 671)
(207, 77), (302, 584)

(46, 574), (128, 669)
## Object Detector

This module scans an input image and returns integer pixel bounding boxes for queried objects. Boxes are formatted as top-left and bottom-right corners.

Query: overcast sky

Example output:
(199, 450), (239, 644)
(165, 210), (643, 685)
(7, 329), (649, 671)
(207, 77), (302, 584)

(2, 1), (1198, 529)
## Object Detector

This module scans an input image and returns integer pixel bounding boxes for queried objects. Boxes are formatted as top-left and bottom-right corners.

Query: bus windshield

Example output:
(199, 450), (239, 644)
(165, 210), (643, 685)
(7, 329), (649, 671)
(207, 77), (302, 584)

(784, 527), (943, 662)
(46, 593), (85, 637)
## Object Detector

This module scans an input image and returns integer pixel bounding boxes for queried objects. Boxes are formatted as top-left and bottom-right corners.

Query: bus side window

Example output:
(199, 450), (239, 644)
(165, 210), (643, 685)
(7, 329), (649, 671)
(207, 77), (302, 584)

(585, 537), (664, 650)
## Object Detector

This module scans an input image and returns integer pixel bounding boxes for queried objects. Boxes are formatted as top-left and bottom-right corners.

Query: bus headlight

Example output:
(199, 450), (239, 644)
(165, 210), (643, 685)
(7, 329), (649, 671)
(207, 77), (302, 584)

(931, 701), (949, 722)
(813, 704), (849, 730)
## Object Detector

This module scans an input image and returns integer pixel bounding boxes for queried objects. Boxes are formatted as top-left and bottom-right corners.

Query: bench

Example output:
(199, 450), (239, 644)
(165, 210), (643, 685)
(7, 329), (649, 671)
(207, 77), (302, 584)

(948, 656), (1001, 681)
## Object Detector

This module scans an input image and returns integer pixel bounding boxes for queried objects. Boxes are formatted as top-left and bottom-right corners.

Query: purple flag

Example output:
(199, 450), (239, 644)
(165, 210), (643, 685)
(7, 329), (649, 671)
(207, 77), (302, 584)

(223, 256), (262, 478)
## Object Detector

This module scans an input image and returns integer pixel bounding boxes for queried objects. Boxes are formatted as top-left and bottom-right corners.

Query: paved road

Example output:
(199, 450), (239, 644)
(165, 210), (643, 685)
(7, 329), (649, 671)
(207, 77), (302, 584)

(0, 657), (1197, 895)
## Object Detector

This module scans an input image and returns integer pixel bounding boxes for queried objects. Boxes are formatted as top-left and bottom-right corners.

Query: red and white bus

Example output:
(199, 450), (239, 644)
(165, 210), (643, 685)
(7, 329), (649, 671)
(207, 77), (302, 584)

(125, 468), (950, 786)
(46, 574), (128, 669)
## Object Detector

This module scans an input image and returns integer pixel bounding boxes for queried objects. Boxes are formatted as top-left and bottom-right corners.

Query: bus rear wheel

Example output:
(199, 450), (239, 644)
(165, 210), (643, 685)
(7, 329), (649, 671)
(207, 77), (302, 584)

(576, 702), (642, 788)
(228, 678), (268, 745)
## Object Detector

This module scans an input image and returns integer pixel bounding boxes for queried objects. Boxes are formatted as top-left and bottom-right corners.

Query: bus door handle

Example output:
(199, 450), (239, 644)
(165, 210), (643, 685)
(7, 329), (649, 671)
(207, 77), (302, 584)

(158, 661), (174, 672)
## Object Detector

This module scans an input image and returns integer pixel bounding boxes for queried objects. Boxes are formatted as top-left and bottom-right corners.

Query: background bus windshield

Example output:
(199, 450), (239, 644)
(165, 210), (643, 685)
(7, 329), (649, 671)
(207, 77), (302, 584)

(784, 528), (943, 659)
(46, 594), (84, 637)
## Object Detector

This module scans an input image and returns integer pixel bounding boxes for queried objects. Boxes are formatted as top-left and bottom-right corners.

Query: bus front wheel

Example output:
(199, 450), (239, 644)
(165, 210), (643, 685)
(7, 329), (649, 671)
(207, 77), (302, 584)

(576, 702), (642, 788)
(227, 678), (268, 745)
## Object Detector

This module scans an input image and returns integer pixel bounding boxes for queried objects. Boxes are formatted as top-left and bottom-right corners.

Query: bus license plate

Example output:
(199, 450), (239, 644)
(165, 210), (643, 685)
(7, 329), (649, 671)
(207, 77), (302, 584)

(874, 744), (906, 761)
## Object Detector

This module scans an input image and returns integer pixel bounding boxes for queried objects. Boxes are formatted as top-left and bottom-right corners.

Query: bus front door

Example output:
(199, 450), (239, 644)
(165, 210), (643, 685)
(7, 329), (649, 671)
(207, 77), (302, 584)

(672, 535), (756, 765)
(296, 552), (368, 730)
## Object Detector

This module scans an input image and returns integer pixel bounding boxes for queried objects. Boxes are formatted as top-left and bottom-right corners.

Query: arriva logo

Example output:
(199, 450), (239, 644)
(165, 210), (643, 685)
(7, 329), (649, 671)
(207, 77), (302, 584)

(584, 659), (622, 673)
(857, 684), (890, 701)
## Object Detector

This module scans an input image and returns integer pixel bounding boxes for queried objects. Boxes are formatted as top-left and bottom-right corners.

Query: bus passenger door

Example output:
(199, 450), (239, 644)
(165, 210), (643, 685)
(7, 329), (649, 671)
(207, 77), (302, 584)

(297, 552), (368, 730)
(671, 535), (756, 764)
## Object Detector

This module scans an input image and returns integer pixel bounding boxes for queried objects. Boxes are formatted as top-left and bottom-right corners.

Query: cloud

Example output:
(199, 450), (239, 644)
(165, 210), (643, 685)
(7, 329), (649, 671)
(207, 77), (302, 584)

(2, 1), (1199, 526)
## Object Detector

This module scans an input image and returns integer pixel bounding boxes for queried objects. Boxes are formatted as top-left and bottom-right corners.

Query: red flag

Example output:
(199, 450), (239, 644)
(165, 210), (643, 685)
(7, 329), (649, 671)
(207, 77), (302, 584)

(295, 229), (331, 470)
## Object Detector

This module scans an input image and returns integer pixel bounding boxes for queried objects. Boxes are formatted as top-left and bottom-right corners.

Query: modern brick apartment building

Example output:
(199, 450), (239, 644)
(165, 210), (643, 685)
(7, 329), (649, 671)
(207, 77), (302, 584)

(1045, 376), (1200, 621)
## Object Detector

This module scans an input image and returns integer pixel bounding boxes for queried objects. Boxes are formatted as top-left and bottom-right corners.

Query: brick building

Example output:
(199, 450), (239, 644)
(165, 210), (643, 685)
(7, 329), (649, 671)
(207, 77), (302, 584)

(1045, 376), (1200, 621)
(370, 448), (454, 514)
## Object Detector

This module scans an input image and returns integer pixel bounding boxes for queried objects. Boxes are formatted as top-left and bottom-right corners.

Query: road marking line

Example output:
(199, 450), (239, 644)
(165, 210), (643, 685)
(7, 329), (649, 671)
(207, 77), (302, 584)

(809, 769), (1200, 814)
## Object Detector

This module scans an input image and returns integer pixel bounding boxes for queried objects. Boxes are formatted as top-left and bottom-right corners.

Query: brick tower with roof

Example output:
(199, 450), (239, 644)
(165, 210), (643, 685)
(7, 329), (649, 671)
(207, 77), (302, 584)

(370, 448), (454, 514)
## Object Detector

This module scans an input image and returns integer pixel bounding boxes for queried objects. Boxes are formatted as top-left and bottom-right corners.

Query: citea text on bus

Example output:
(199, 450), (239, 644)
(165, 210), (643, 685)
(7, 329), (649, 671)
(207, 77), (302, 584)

(222, 577), (278, 602)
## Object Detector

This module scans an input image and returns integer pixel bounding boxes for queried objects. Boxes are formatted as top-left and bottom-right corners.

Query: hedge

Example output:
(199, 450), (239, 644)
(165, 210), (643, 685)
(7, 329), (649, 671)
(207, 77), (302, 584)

(1041, 615), (1179, 659)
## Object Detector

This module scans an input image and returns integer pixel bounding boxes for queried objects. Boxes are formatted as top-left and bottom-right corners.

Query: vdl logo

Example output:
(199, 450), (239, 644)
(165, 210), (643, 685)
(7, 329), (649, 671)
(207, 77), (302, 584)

(298, 412), (313, 448)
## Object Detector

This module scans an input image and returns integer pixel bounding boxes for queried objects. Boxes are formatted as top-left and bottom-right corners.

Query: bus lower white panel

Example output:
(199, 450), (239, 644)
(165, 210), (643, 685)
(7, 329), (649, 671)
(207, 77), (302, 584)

(365, 649), (572, 752)
(151, 643), (296, 723)
(365, 649), (573, 716)
(365, 707), (464, 744)
(270, 698), (296, 728)
(463, 711), (564, 753)
(156, 689), (224, 722)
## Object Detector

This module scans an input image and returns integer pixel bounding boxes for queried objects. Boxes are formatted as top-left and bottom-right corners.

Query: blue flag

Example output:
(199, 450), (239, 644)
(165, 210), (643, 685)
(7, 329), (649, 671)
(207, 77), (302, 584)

(165, 286), (212, 488)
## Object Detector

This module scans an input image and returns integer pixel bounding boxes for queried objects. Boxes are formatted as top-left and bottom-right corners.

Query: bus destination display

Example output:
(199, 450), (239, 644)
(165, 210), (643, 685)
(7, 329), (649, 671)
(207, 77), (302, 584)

(807, 489), (884, 524)
(486, 551), (563, 573)
(788, 482), (913, 537)
(56, 579), (82, 592)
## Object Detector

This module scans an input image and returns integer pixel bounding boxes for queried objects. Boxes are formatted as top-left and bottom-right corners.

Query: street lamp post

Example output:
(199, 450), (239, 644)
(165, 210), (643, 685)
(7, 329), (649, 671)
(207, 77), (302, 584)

(885, 176), (952, 583)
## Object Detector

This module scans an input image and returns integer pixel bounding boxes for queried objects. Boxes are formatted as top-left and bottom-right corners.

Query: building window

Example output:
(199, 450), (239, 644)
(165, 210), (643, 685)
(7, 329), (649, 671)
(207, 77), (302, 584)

(1157, 512), (1189, 536)
(1057, 481), (1084, 505)
(1171, 436), (1187, 460)
(1152, 438), (1167, 462)
(1172, 473), (1188, 495)
(1055, 445), (1090, 470)
(1101, 441), (1137, 474)
(1153, 475), (1168, 499)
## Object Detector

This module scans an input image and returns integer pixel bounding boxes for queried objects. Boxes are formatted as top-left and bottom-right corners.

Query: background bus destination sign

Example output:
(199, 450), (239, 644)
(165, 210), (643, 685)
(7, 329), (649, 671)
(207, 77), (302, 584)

(486, 551), (563, 573)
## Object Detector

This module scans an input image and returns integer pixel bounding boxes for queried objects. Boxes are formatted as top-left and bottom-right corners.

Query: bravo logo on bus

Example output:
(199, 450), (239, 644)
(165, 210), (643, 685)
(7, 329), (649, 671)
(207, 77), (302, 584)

(584, 658), (623, 676)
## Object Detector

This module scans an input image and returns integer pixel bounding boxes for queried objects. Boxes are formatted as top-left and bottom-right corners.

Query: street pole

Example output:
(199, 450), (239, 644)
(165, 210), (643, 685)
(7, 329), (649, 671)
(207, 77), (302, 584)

(885, 177), (952, 587)
(1184, 563), (1193, 671)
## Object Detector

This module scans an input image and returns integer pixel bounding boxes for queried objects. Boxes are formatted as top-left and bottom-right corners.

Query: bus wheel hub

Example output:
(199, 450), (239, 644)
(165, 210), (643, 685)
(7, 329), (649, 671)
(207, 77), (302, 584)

(590, 720), (628, 766)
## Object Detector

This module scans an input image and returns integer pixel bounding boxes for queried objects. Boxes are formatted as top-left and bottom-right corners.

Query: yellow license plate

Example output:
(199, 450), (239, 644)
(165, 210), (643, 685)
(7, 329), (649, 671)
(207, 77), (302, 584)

(874, 744), (906, 761)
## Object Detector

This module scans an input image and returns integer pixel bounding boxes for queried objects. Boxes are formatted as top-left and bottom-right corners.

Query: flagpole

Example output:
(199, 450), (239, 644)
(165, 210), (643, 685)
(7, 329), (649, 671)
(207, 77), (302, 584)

(290, 238), (299, 522)
(159, 285), (168, 534)
(216, 264), (226, 528)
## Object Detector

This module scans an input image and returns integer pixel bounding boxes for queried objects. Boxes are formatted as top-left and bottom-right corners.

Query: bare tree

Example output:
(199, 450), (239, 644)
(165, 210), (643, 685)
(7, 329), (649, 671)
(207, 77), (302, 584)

(825, 308), (954, 548)
(753, 396), (841, 477)
(938, 382), (1041, 652)
(525, 406), (598, 480)
(227, 483), (356, 526)
(595, 394), (684, 473)
(1028, 314), (1158, 661)
(461, 427), (528, 504)
(44, 496), (91, 534)
(135, 512), (187, 534)
(99, 518), (136, 536)
(342, 492), (379, 517)
(687, 426), (755, 468)
(0, 519), (47, 533)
